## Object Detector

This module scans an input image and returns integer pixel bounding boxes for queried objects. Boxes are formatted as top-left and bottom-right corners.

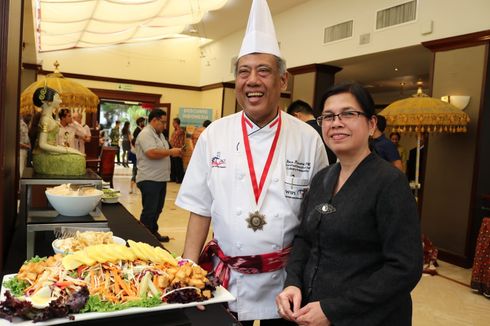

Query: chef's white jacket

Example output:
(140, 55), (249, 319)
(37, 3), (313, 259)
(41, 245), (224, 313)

(176, 111), (329, 321)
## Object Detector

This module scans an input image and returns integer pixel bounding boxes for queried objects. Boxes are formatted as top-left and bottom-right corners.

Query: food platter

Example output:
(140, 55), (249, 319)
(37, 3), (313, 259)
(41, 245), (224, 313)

(0, 274), (234, 325)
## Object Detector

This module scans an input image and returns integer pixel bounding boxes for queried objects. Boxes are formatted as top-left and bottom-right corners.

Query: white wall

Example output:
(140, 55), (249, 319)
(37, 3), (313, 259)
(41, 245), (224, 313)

(199, 0), (490, 85)
(38, 37), (203, 86)
(33, 0), (490, 91)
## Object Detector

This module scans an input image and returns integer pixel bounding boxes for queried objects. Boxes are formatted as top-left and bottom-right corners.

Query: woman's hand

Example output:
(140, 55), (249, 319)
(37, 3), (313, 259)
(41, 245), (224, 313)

(276, 286), (302, 322)
(294, 301), (330, 326)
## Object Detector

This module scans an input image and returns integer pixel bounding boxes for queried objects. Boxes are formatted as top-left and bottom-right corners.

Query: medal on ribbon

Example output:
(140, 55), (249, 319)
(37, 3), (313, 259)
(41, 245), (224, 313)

(241, 112), (281, 232)
(246, 211), (267, 232)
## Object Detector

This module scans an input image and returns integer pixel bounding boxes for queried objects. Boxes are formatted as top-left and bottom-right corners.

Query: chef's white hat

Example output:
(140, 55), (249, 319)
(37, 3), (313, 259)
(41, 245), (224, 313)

(238, 0), (282, 59)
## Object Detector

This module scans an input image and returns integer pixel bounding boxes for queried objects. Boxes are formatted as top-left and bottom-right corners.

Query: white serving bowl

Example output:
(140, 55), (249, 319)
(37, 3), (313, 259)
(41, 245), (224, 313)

(45, 188), (103, 216)
(52, 236), (126, 255)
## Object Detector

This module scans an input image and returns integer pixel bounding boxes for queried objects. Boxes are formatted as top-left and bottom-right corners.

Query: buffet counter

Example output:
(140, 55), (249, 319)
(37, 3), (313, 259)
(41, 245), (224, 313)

(1, 202), (239, 325)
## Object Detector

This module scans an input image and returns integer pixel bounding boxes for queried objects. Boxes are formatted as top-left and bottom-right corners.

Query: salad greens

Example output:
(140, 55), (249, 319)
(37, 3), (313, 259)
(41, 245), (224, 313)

(2, 276), (29, 297)
(80, 294), (161, 313)
(24, 255), (47, 264)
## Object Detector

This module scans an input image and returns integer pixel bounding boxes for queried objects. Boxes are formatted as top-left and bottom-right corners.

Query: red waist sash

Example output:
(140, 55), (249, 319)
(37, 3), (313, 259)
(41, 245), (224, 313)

(198, 239), (292, 288)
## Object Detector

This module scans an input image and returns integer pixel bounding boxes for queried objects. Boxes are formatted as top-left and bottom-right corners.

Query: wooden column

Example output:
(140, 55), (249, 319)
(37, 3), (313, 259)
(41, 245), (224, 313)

(421, 30), (490, 267)
(288, 64), (342, 116)
(0, 0), (24, 271)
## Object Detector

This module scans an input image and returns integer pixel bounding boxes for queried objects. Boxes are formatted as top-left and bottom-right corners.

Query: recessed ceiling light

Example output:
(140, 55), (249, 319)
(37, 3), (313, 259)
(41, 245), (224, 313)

(394, 67), (399, 71)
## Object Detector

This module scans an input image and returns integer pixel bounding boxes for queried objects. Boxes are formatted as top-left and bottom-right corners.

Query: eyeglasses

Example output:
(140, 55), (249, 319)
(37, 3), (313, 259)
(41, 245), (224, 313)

(316, 111), (367, 126)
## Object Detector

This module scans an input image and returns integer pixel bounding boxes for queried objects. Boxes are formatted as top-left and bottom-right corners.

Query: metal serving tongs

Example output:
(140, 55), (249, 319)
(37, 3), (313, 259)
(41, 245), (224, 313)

(69, 183), (96, 195)
(54, 226), (111, 239)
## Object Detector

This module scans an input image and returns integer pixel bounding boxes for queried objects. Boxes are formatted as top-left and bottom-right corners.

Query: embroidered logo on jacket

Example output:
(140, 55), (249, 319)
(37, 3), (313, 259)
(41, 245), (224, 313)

(211, 152), (226, 168)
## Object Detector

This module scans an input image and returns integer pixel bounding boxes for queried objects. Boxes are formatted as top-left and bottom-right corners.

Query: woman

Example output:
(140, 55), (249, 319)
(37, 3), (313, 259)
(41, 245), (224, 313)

(276, 83), (423, 326)
(31, 86), (85, 175)
(121, 121), (132, 168)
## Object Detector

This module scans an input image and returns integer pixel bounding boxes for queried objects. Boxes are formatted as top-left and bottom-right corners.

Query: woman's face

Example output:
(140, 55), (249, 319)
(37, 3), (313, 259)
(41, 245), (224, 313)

(321, 92), (376, 159)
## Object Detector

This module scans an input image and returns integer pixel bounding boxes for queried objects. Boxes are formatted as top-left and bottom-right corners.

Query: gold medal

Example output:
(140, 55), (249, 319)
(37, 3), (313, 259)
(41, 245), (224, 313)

(246, 211), (267, 232)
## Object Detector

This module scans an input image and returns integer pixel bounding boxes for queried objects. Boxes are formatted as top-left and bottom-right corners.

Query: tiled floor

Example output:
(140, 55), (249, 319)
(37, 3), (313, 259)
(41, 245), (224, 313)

(113, 166), (490, 325)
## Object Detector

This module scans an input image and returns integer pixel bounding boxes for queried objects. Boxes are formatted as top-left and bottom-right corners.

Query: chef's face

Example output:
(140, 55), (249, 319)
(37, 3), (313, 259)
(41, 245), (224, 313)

(321, 92), (376, 159)
(235, 53), (287, 125)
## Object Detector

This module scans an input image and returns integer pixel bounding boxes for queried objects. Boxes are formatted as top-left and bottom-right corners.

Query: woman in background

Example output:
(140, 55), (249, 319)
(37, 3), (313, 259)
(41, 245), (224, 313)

(276, 83), (423, 326)
(121, 121), (132, 168)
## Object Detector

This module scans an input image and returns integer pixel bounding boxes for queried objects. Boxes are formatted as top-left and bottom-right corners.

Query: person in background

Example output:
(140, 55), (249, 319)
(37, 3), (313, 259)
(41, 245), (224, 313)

(71, 111), (91, 154)
(191, 119), (211, 148)
(276, 83), (423, 326)
(135, 109), (182, 242)
(121, 121), (132, 168)
(57, 108), (76, 148)
(389, 131), (407, 172)
(287, 99), (336, 163)
(372, 114), (403, 171)
(130, 117), (146, 194)
(110, 120), (121, 165)
(19, 114), (31, 177)
(169, 117), (185, 183)
(175, 0), (329, 324)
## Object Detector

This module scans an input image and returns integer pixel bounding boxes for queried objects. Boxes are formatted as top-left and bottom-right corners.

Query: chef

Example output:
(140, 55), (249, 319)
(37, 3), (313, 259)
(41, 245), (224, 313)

(175, 0), (329, 324)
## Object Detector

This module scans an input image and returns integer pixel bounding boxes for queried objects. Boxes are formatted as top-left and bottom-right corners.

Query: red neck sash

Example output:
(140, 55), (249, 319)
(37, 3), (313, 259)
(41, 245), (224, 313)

(241, 112), (282, 203)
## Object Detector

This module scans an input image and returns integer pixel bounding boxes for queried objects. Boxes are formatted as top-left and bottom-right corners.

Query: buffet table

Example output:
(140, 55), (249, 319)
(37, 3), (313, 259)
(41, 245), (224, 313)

(2, 201), (239, 325)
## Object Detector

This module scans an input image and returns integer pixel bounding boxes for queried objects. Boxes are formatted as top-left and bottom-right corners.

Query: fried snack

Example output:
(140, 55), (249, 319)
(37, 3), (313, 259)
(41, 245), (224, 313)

(57, 231), (114, 252)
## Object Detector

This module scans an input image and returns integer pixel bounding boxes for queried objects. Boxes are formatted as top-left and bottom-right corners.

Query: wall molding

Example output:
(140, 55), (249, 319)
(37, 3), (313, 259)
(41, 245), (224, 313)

(423, 29), (490, 52)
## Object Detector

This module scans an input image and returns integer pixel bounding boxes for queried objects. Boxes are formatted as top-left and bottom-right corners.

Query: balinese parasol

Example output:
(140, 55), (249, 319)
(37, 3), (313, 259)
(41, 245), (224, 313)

(379, 85), (470, 200)
(20, 61), (99, 116)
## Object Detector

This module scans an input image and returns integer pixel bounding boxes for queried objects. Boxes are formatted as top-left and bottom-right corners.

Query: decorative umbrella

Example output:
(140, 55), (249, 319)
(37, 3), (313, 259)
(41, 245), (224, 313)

(20, 61), (99, 116)
(379, 85), (470, 200)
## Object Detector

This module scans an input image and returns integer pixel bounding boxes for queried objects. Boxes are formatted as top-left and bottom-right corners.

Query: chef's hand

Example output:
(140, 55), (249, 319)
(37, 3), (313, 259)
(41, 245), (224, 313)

(294, 301), (330, 326)
(276, 286), (302, 322)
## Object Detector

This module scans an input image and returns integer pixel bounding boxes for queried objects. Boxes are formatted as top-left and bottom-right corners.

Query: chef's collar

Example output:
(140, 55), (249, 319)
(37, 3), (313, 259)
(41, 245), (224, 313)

(243, 111), (280, 135)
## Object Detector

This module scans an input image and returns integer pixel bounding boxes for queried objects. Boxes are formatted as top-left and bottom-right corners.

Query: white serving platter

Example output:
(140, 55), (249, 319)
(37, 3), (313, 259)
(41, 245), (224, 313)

(0, 274), (234, 325)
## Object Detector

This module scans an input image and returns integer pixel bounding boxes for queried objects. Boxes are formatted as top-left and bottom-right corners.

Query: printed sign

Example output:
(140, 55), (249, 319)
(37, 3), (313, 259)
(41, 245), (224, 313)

(179, 108), (213, 126)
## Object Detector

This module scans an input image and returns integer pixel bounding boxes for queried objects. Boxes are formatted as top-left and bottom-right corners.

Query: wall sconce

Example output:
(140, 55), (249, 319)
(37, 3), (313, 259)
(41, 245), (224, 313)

(441, 95), (471, 110)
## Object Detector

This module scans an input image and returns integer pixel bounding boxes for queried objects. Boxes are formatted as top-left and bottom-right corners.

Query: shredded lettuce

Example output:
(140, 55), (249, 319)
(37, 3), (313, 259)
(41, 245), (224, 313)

(2, 276), (29, 297)
(80, 295), (162, 313)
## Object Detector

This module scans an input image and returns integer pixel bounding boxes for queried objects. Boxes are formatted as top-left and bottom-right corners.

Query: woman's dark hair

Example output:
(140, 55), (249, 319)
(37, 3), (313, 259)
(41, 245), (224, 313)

(122, 121), (130, 134)
(319, 82), (375, 118)
(33, 87), (58, 108)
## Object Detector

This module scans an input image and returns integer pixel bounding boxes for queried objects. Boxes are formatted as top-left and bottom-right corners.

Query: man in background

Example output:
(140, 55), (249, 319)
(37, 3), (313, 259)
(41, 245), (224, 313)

(72, 112), (91, 154)
(110, 120), (121, 164)
(57, 108), (76, 148)
(130, 117), (146, 194)
(135, 109), (181, 242)
(19, 115), (31, 177)
(287, 99), (336, 163)
(169, 117), (185, 183)
(372, 114), (403, 171)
